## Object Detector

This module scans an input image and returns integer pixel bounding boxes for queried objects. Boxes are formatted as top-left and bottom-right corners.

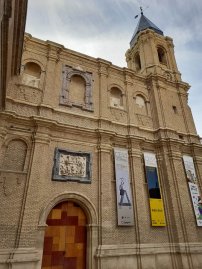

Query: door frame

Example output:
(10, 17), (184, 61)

(38, 192), (98, 269)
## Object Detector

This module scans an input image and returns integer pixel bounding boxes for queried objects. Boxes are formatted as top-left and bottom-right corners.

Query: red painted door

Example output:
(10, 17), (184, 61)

(41, 201), (87, 269)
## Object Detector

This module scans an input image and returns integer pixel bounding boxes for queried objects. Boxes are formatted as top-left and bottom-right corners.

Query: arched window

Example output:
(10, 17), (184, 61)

(134, 95), (147, 115)
(2, 140), (27, 171)
(22, 62), (41, 88)
(69, 75), (86, 105)
(110, 87), (123, 108)
(134, 52), (141, 71)
(157, 47), (167, 65)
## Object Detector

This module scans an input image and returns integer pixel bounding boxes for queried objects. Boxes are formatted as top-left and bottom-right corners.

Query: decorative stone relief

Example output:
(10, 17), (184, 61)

(59, 155), (86, 177)
(15, 84), (42, 104)
(22, 74), (40, 88)
(137, 114), (153, 127)
(110, 107), (126, 121)
(52, 148), (92, 183)
(163, 71), (173, 81)
(60, 65), (93, 111)
(2, 139), (27, 171)
(0, 172), (25, 196)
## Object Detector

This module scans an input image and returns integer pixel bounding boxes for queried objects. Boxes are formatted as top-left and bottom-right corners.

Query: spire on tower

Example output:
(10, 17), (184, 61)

(130, 11), (163, 47)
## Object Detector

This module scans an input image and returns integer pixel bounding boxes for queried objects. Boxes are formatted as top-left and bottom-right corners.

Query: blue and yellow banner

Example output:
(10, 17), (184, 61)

(144, 152), (166, 227)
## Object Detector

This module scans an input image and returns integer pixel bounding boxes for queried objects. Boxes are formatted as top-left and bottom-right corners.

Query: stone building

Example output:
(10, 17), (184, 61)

(1, 12), (202, 269)
(0, 0), (27, 110)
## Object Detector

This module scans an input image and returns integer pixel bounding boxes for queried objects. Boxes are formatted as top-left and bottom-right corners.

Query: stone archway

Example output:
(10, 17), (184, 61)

(38, 192), (98, 269)
(41, 201), (87, 269)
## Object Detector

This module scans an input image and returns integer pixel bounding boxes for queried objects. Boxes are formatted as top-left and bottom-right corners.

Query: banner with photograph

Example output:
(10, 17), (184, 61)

(143, 152), (166, 226)
(114, 148), (134, 226)
(183, 155), (202, 226)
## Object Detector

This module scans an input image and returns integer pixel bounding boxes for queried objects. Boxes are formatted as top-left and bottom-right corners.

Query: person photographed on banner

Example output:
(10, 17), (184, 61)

(119, 178), (131, 206)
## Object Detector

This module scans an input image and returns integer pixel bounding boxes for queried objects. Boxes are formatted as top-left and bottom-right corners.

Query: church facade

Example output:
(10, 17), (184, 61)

(1, 13), (202, 269)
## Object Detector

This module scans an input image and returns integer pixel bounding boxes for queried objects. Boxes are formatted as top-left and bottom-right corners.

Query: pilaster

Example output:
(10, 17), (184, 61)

(97, 59), (111, 121)
(18, 125), (51, 248)
(42, 42), (63, 107)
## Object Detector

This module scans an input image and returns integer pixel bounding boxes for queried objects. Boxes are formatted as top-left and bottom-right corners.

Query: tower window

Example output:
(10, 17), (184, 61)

(134, 53), (141, 71)
(157, 47), (167, 65)
(22, 62), (41, 88)
(110, 87), (123, 108)
(172, 105), (177, 114)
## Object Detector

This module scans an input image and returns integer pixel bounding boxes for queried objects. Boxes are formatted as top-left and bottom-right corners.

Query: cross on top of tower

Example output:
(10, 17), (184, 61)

(130, 9), (164, 47)
(140, 6), (143, 15)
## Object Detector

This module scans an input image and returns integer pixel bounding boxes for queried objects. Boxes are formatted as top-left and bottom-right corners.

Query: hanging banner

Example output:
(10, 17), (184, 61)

(183, 155), (202, 226)
(143, 152), (166, 227)
(114, 148), (134, 226)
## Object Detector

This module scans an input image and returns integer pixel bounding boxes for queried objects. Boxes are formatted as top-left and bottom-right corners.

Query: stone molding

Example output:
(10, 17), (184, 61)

(60, 65), (93, 111)
(38, 191), (98, 226)
(96, 243), (202, 257)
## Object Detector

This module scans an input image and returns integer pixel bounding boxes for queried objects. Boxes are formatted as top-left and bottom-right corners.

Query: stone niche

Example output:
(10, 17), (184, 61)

(60, 65), (93, 111)
(52, 148), (92, 183)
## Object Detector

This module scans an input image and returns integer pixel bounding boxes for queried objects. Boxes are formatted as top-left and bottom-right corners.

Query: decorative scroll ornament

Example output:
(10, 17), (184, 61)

(163, 71), (172, 81)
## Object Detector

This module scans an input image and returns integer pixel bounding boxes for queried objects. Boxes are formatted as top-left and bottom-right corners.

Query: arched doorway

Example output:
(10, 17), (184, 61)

(41, 201), (87, 269)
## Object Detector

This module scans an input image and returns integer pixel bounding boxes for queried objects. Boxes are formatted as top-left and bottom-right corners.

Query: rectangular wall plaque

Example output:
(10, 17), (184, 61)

(114, 148), (134, 226)
(143, 152), (166, 227)
(52, 148), (92, 183)
(183, 155), (202, 226)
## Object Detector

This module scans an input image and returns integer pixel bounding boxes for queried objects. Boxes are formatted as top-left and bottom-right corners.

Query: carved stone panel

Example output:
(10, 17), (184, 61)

(163, 71), (173, 81)
(52, 148), (92, 183)
(0, 171), (26, 196)
(22, 74), (40, 88)
(7, 83), (42, 104)
(110, 107), (126, 121)
(137, 114), (153, 128)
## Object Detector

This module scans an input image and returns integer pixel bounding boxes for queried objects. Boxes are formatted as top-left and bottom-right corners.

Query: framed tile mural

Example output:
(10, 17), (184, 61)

(52, 148), (92, 183)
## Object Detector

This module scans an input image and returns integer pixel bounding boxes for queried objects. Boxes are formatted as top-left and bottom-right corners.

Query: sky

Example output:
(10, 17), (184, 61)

(25, 0), (202, 137)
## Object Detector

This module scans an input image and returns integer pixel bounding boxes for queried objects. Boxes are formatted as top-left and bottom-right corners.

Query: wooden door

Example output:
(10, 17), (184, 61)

(41, 201), (87, 269)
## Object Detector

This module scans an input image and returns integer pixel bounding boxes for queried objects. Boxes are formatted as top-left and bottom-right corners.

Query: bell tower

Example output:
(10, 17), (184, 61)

(126, 10), (181, 81)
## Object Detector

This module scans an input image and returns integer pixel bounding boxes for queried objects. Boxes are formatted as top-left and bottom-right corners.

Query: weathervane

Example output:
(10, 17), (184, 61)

(135, 6), (148, 19)
(140, 6), (143, 15)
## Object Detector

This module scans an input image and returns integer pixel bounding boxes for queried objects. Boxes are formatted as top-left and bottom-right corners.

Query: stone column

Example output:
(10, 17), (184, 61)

(97, 132), (114, 245)
(97, 59), (110, 121)
(165, 142), (194, 269)
(128, 139), (142, 269)
(0, 117), (7, 165)
(18, 123), (51, 251)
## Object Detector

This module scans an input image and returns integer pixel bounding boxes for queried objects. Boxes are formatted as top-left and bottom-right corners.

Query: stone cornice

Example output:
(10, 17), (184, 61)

(1, 109), (201, 148)
(96, 243), (202, 257)
(146, 73), (189, 90)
